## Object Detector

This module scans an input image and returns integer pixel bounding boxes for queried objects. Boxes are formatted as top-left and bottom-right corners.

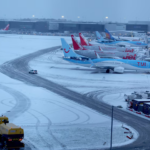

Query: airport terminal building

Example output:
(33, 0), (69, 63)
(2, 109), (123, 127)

(0, 20), (105, 33)
(0, 20), (149, 34)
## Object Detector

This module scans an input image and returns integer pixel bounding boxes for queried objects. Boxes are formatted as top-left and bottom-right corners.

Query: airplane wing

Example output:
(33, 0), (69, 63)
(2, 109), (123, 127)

(144, 58), (150, 61)
(89, 59), (116, 70)
(115, 43), (131, 47)
(89, 59), (125, 73)
(95, 52), (122, 60)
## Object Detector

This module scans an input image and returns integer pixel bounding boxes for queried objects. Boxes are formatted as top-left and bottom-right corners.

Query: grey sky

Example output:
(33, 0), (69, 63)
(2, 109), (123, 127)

(1, 0), (150, 22)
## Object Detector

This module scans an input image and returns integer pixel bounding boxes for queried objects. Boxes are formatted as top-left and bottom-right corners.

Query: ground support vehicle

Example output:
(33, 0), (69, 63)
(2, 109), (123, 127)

(0, 116), (24, 149)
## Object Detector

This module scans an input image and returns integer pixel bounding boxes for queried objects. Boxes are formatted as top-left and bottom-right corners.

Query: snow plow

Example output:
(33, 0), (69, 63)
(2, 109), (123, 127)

(0, 116), (24, 149)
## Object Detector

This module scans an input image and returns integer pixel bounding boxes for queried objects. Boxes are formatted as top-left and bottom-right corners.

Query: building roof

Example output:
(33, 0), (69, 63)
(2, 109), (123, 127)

(144, 102), (150, 105)
(133, 99), (150, 102)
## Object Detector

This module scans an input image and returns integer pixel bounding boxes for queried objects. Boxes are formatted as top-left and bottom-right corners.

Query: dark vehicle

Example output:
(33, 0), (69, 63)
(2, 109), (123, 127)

(29, 70), (38, 74)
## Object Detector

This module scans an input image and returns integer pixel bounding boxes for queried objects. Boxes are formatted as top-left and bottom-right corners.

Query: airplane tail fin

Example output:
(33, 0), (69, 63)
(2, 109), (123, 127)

(79, 33), (92, 46)
(3, 24), (9, 31)
(104, 28), (111, 39)
(104, 28), (116, 40)
(89, 59), (96, 68)
(71, 35), (87, 50)
(96, 52), (101, 59)
(98, 46), (103, 51)
(61, 38), (79, 57)
(95, 31), (105, 41)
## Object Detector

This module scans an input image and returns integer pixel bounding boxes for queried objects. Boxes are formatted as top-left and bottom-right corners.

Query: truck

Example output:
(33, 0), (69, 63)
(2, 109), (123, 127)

(0, 116), (24, 149)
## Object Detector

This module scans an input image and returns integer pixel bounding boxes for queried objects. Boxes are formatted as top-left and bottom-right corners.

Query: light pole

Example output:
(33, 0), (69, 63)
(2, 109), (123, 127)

(124, 18), (126, 23)
(110, 106), (114, 150)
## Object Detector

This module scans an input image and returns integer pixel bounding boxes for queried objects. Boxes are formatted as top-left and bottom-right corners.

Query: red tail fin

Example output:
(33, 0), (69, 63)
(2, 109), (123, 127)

(79, 33), (92, 46)
(71, 35), (87, 50)
(3, 24), (9, 31)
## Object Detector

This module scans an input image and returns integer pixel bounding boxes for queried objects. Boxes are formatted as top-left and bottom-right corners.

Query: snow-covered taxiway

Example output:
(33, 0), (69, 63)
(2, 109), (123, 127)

(1, 34), (150, 150)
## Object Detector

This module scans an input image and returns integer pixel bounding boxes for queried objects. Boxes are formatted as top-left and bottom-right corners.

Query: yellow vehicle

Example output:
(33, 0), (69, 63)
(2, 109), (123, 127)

(0, 116), (24, 149)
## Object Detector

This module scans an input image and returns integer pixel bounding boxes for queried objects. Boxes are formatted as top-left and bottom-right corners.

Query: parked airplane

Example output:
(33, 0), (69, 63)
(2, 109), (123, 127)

(0, 24), (10, 33)
(96, 31), (148, 48)
(105, 29), (147, 45)
(116, 36), (140, 41)
(105, 29), (141, 41)
(61, 38), (150, 74)
(79, 33), (138, 53)
(71, 35), (139, 59)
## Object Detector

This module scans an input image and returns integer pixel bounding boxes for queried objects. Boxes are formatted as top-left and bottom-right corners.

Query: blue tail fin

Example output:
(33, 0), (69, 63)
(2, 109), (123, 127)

(61, 38), (82, 57)
(95, 31), (105, 41)
(104, 28), (116, 40)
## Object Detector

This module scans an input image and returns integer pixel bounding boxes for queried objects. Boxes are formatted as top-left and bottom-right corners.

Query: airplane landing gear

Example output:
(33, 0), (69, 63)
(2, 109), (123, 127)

(106, 69), (110, 73)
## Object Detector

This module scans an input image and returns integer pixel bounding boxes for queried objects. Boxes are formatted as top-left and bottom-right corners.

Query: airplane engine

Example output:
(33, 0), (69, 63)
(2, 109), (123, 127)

(114, 67), (124, 73)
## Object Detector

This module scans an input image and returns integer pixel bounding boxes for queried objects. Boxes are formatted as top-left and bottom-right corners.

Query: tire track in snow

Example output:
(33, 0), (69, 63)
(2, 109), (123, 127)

(0, 99), (56, 150)
(31, 109), (67, 149)
(0, 98), (14, 108)
(0, 84), (31, 120)
(27, 110), (54, 150)
(0, 84), (32, 150)
(0, 97), (67, 149)
(43, 99), (90, 124)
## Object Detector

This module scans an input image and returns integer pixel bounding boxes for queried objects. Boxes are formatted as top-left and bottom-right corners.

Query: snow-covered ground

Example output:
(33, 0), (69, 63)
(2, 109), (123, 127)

(0, 34), (140, 150)
(0, 34), (72, 65)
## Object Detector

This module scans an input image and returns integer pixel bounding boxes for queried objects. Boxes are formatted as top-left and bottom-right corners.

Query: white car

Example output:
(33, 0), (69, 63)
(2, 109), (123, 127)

(29, 70), (37, 74)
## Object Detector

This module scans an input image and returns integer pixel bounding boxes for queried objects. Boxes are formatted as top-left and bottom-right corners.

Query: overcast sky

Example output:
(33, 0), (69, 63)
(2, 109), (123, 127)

(1, 0), (150, 22)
